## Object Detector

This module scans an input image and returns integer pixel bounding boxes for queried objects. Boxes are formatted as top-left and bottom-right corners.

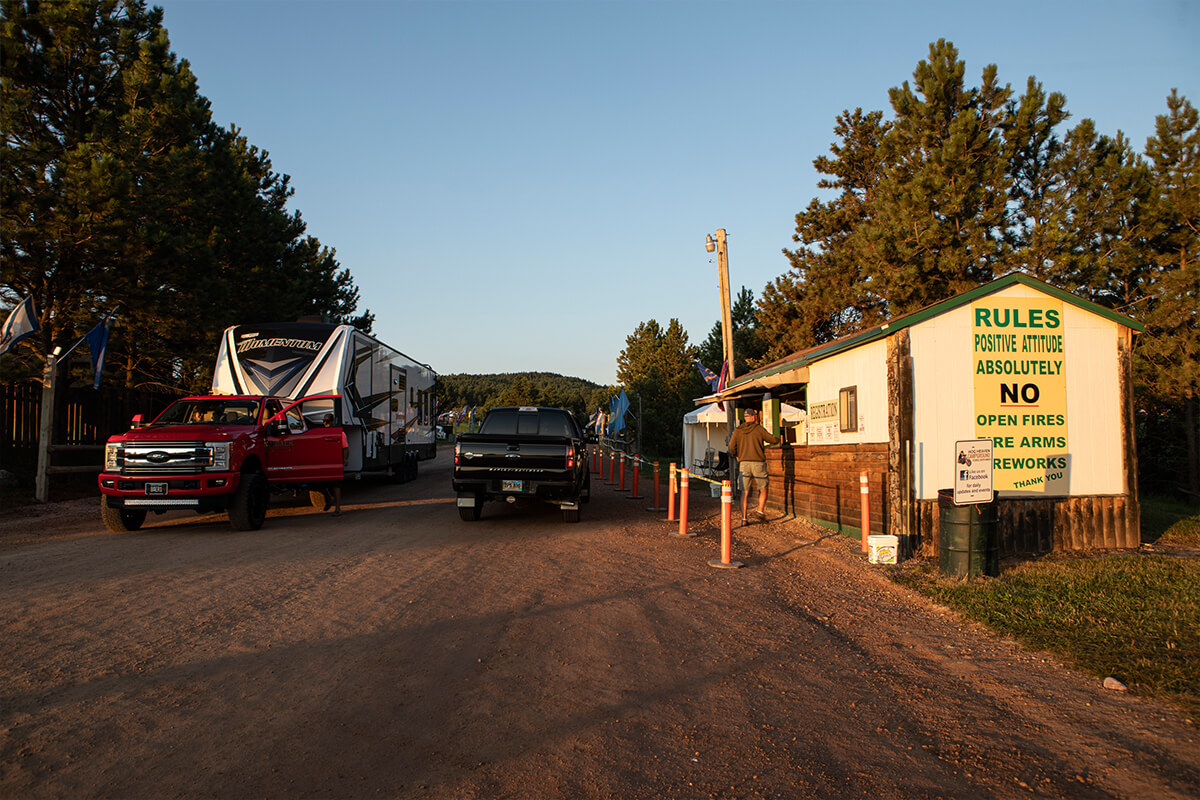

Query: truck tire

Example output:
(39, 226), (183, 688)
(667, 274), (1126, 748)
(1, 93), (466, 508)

(458, 498), (482, 521)
(229, 472), (267, 531)
(581, 472), (591, 503)
(100, 498), (147, 533)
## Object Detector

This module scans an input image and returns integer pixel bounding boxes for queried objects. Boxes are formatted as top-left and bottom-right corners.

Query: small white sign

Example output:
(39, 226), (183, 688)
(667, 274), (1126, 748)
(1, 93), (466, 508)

(954, 439), (994, 504)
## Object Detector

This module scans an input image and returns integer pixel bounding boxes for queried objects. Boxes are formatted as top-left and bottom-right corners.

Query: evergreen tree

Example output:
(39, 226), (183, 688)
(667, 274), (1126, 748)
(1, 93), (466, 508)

(0, 0), (368, 392)
(1001, 76), (1070, 279)
(1139, 90), (1200, 502)
(696, 287), (768, 376)
(616, 319), (705, 458)
(868, 39), (1011, 313)
(760, 109), (891, 359)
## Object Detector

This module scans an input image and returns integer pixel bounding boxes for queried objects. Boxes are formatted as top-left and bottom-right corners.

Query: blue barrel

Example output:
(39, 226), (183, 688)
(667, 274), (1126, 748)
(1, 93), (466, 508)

(938, 489), (998, 577)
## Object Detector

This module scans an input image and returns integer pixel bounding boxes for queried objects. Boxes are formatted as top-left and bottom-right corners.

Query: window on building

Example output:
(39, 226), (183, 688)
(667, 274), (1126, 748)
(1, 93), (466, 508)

(839, 386), (858, 432)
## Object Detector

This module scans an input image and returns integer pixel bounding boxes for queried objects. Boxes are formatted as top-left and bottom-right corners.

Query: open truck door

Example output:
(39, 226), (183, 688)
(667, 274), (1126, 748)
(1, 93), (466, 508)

(264, 395), (345, 484)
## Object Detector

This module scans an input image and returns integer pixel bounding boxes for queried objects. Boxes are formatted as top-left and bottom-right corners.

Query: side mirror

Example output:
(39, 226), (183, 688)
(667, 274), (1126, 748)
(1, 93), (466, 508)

(268, 416), (289, 436)
(130, 413), (145, 429)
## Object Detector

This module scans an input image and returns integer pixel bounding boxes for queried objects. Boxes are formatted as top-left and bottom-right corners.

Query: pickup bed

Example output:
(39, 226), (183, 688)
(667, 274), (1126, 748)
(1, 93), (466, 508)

(452, 406), (594, 522)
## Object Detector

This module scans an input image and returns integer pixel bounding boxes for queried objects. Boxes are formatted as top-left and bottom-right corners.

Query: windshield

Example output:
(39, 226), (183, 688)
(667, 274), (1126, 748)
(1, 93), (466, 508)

(155, 398), (261, 426)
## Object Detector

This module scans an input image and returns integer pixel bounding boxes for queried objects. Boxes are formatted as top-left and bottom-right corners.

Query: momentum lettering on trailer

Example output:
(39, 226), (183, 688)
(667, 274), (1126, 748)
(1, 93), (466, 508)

(972, 297), (1069, 493)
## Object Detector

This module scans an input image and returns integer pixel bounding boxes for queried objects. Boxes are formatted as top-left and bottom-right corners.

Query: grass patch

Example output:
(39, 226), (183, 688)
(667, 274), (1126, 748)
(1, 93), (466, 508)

(1142, 494), (1200, 547)
(891, 554), (1200, 717)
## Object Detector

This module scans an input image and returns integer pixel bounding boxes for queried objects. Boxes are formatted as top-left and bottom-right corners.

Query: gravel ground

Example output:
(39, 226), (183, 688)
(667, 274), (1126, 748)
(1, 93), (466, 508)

(1, 451), (1197, 799)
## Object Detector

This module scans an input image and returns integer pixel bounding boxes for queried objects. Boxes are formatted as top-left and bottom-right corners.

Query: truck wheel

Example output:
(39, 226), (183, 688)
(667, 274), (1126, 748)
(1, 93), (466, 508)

(581, 473), (591, 503)
(458, 499), (482, 521)
(229, 472), (268, 531)
(562, 506), (580, 523)
(100, 498), (147, 532)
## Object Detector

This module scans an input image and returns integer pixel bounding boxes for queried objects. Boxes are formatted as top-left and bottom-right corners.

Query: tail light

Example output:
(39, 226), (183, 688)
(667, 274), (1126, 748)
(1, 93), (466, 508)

(566, 444), (574, 469)
(454, 442), (461, 466)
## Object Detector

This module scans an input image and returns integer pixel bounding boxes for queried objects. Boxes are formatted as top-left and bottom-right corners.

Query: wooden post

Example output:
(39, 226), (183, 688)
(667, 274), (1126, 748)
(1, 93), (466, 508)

(34, 349), (59, 503)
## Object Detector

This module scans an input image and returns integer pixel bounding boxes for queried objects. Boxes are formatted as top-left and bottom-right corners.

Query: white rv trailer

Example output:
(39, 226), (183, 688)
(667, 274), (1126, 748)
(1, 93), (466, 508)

(212, 321), (436, 476)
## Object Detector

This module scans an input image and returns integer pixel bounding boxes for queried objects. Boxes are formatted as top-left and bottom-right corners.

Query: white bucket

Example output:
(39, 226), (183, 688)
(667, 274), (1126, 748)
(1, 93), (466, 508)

(709, 483), (722, 498)
(868, 535), (899, 564)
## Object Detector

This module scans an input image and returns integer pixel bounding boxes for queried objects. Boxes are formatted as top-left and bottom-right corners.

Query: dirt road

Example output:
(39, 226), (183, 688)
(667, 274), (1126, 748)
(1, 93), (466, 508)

(1, 452), (1197, 799)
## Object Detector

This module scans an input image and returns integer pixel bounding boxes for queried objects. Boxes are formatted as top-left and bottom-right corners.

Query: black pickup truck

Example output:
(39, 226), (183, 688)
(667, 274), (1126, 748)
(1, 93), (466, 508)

(452, 406), (594, 522)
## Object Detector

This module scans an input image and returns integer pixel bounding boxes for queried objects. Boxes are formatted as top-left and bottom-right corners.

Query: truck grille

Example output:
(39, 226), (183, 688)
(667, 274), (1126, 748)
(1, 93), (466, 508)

(118, 442), (212, 475)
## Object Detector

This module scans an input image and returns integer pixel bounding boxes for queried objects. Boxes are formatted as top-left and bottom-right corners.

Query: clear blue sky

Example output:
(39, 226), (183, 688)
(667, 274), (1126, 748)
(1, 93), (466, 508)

(154, 0), (1197, 386)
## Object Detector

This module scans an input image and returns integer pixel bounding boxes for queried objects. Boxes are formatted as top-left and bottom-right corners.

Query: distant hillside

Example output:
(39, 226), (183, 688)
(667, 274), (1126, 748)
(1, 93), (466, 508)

(437, 372), (613, 422)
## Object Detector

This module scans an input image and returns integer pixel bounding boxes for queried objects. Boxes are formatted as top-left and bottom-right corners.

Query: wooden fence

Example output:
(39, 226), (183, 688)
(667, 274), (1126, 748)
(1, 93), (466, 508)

(0, 381), (180, 484)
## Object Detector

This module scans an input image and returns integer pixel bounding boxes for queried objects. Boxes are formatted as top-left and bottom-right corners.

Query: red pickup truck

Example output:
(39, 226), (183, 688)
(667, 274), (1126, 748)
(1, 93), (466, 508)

(98, 394), (345, 532)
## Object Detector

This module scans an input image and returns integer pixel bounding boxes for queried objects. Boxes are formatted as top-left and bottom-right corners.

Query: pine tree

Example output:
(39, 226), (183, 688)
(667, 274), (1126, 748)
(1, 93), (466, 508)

(616, 319), (705, 458)
(1140, 91), (1200, 502)
(868, 39), (1011, 313)
(759, 109), (891, 358)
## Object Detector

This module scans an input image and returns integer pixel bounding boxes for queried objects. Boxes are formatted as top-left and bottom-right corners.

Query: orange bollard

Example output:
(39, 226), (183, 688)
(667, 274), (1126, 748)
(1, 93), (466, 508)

(647, 461), (664, 511)
(666, 462), (676, 521)
(592, 446), (599, 473)
(602, 448), (609, 480)
(608, 450), (617, 485)
(860, 470), (870, 552)
(619, 453), (627, 491)
(628, 456), (642, 500)
(672, 468), (696, 538)
(709, 480), (743, 568)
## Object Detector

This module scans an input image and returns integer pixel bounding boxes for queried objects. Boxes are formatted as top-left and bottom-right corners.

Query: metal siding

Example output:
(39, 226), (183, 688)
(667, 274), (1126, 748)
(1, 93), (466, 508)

(806, 339), (889, 445)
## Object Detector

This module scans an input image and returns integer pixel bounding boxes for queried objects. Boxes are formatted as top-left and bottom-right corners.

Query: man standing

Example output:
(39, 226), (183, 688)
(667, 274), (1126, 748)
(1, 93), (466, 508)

(727, 407), (780, 525)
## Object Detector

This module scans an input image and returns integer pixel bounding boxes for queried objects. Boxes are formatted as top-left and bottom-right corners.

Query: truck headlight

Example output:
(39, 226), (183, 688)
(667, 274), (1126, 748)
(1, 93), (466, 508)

(206, 442), (231, 470)
(105, 443), (122, 471)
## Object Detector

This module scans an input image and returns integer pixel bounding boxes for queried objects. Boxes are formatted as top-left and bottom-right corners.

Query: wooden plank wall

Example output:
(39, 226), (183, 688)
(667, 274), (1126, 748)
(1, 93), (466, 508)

(0, 380), (180, 478)
(767, 443), (889, 534)
(912, 494), (1140, 556)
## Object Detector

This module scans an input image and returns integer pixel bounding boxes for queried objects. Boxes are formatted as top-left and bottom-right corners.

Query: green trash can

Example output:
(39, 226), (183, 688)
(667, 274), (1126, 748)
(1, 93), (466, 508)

(938, 489), (998, 577)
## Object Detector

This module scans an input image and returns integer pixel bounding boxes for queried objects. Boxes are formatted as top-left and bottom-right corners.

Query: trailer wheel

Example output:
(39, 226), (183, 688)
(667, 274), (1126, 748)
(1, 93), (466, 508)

(100, 498), (146, 532)
(407, 451), (419, 482)
(229, 472), (267, 531)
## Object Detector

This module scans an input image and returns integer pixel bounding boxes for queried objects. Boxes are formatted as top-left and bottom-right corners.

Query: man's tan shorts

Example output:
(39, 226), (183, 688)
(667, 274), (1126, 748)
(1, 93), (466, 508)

(738, 461), (768, 491)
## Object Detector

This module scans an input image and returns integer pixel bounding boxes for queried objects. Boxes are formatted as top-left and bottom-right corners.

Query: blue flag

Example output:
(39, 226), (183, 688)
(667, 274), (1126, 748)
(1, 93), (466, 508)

(608, 389), (630, 435)
(84, 314), (114, 390)
(694, 359), (720, 391)
(0, 296), (40, 356)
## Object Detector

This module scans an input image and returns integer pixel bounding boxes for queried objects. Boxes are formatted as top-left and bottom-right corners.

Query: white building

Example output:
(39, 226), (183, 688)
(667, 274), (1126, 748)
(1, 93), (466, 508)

(711, 274), (1143, 554)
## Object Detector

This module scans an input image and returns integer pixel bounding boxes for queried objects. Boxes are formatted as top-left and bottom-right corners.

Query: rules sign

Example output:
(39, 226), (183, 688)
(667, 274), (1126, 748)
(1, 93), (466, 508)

(972, 297), (1068, 493)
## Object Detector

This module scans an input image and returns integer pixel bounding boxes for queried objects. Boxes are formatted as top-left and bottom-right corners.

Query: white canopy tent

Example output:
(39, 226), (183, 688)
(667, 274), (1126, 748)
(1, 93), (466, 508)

(682, 402), (805, 475)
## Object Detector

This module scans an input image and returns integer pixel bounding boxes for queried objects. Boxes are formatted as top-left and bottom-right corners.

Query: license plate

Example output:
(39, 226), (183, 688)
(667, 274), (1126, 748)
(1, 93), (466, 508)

(145, 482), (168, 496)
(501, 480), (524, 492)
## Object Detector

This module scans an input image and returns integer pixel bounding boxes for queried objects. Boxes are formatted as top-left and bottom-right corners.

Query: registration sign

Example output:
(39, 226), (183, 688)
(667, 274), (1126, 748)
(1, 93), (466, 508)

(145, 482), (168, 496)
(953, 439), (994, 504)
(501, 480), (524, 493)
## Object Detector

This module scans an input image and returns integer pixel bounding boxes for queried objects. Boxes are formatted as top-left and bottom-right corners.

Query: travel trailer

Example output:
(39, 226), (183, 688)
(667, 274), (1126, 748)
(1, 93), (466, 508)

(212, 320), (437, 478)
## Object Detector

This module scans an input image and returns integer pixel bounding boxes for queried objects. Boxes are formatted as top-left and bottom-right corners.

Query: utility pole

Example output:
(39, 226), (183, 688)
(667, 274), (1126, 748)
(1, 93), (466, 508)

(708, 229), (736, 385)
(706, 228), (738, 491)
